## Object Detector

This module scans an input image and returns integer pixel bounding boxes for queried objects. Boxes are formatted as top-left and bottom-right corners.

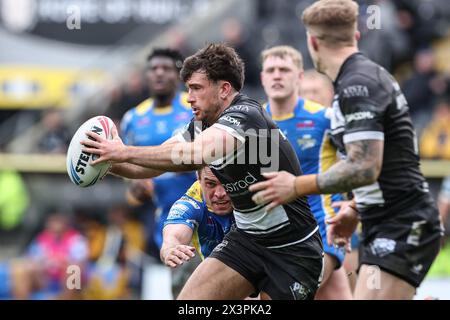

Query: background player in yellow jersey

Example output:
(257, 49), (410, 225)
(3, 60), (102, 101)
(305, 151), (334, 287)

(260, 45), (352, 299)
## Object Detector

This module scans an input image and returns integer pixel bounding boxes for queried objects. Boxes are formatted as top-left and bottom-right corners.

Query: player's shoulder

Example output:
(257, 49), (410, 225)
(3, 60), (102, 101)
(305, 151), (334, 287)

(185, 181), (204, 204)
(122, 98), (153, 120)
(338, 56), (393, 100)
(223, 94), (261, 115)
(301, 98), (326, 115)
(177, 92), (191, 110)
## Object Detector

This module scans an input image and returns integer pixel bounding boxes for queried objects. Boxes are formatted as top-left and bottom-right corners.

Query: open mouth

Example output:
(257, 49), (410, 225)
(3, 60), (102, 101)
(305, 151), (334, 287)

(213, 200), (230, 206)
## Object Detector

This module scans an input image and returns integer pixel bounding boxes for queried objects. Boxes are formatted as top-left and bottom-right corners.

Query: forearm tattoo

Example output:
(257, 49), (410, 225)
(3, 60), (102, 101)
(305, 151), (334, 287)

(317, 140), (382, 194)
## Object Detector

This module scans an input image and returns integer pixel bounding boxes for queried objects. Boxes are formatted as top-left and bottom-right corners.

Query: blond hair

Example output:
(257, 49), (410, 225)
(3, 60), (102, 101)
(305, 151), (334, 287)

(302, 0), (359, 48)
(261, 45), (303, 70)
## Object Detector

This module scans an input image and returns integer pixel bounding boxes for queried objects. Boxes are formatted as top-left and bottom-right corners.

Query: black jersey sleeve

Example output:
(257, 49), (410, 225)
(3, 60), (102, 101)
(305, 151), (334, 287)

(175, 118), (201, 142)
(338, 73), (391, 144)
(212, 110), (249, 143)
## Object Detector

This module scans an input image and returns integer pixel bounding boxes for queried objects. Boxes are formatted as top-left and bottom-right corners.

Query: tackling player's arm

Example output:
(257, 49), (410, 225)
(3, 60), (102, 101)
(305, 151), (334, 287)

(250, 75), (386, 210)
(249, 140), (382, 207)
(315, 139), (383, 193)
(160, 224), (196, 268)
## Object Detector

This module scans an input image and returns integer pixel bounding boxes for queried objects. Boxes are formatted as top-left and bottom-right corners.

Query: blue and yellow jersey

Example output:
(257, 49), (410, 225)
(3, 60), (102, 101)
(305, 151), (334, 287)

(120, 92), (197, 249)
(266, 98), (345, 263)
(164, 181), (234, 260)
(120, 92), (192, 146)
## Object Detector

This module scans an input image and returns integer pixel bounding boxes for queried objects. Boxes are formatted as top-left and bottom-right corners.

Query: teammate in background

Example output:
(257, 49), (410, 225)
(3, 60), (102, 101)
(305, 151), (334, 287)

(120, 48), (197, 296)
(250, 0), (443, 299)
(82, 43), (324, 300)
(300, 69), (335, 107)
(161, 167), (234, 267)
(260, 45), (352, 300)
(300, 67), (361, 292)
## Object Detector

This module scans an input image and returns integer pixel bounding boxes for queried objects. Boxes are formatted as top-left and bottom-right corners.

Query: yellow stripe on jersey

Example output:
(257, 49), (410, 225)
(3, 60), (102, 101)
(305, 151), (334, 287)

(185, 180), (213, 211)
(191, 228), (205, 261)
(180, 92), (191, 110)
(319, 130), (338, 218)
(263, 101), (295, 121)
(135, 98), (153, 115)
(185, 181), (202, 202)
(303, 99), (324, 114)
(153, 105), (173, 115)
(271, 113), (294, 121)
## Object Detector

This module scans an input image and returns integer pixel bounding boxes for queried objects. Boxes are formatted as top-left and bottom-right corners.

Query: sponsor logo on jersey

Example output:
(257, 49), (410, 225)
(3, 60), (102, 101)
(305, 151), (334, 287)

(223, 172), (257, 193)
(221, 115), (241, 126)
(168, 203), (190, 219)
(370, 238), (396, 257)
(345, 111), (374, 123)
(297, 135), (317, 150)
(342, 85), (369, 98)
(156, 121), (168, 134)
(227, 105), (249, 113)
(137, 117), (151, 126)
(180, 196), (200, 209)
(411, 264), (423, 275)
(296, 120), (315, 129)
(175, 112), (190, 121)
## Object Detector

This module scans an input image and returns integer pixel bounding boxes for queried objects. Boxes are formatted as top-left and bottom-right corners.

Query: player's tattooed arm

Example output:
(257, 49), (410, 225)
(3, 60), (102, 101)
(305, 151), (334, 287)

(317, 139), (383, 194)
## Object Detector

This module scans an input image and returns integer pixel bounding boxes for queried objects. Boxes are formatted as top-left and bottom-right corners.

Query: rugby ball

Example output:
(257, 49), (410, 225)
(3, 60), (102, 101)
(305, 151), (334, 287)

(66, 116), (114, 187)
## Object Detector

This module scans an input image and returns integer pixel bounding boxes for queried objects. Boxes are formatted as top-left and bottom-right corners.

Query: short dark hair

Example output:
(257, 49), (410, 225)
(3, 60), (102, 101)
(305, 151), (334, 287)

(147, 48), (184, 70)
(181, 43), (245, 91)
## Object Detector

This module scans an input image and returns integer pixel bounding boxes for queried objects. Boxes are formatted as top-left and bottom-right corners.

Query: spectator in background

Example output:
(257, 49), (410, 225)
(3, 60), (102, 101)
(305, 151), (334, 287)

(221, 17), (260, 90)
(401, 49), (447, 134)
(420, 98), (450, 160)
(165, 26), (194, 59)
(106, 69), (149, 124)
(37, 108), (71, 154)
(82, 204), (143, 300)
(26, 212), (88, 299)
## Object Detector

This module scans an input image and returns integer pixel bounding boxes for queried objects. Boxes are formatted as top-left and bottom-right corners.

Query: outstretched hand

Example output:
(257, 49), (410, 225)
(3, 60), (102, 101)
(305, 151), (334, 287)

(249, 171), (298, 211)
(163, 245), (196, 268)
(326, 201), (359, 253)
(81, 126), (127, 165)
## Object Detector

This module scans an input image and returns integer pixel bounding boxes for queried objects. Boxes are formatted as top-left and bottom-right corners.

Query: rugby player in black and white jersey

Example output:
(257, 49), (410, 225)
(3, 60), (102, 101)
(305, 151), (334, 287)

(82, 43), (323, 300)
(250, 0), (443, 299)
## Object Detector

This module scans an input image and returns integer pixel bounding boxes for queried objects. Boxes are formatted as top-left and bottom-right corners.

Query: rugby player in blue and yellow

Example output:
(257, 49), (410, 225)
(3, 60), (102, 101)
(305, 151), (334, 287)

(261, 45), (352, 299)
(160, 167), (234, 268)
(120, 48), (196, 253)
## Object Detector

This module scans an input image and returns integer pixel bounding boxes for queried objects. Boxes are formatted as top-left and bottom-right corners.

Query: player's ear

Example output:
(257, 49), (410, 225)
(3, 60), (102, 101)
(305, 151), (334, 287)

(355, 30), (361, 42)
(310, 35), (319, 52)
(298, 70), (304, 82)
(219, 81), (232, 100)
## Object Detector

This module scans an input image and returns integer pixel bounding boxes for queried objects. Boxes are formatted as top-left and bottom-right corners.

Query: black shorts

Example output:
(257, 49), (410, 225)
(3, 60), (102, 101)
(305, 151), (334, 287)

(359, 203), (443, 288)
(209, 227), (324, 300)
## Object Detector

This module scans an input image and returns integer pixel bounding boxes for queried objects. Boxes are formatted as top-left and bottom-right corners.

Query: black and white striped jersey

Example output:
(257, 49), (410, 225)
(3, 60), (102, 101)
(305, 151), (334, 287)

(177, 94), (318, 247)
(330, 53), (434, 222)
